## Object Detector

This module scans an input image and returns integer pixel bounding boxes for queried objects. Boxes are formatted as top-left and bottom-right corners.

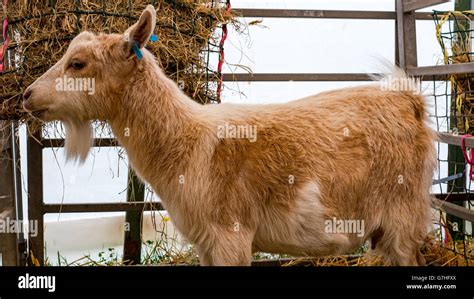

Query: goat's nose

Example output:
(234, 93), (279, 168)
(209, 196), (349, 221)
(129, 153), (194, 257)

(23, 89), (32, 101)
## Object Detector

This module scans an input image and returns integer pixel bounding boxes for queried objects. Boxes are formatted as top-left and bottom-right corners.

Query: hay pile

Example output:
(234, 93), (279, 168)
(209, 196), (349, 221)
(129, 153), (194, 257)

(0, 0), (235, 122)
(45, 237), (473, 266)
(275, 239), (473, 266)
(434, 10), (474, 134)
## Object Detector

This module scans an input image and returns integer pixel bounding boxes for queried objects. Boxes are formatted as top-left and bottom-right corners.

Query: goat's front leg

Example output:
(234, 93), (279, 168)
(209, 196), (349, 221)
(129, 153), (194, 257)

(197, 230), (253, 266)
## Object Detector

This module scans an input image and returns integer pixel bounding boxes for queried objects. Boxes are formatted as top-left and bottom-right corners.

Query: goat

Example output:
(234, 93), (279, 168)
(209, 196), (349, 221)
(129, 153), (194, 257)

(23, 5), (436, 266)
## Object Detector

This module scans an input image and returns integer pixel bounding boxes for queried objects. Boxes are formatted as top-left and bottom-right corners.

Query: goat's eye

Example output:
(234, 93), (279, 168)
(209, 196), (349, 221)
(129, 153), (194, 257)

(70, 60), (86, 70)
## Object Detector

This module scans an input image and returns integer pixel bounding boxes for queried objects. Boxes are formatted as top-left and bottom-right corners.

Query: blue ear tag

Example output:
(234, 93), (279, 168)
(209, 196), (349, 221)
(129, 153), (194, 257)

(132, 35), (158, 60)
(132, 43), (143, 60)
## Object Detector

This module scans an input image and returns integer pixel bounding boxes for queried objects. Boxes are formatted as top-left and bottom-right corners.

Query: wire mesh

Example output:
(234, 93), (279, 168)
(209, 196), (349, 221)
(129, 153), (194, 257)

(429, 10), (473, 259)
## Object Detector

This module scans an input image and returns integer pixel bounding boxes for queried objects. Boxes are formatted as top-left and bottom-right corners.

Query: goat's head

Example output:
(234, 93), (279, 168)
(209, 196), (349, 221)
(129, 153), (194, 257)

(23, 5), (156, 162)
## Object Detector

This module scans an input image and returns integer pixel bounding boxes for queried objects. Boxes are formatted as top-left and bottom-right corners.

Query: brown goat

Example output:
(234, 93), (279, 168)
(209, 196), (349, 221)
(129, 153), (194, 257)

(23, 5), (436, 266)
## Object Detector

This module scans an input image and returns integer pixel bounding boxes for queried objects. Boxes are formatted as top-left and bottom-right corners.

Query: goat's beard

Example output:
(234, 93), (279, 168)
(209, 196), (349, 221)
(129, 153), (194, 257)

(64, 119), (93, 163)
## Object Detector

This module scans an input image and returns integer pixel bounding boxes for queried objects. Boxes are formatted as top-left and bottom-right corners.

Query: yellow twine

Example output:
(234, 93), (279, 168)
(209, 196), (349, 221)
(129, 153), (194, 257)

(434, 10), (473, 132)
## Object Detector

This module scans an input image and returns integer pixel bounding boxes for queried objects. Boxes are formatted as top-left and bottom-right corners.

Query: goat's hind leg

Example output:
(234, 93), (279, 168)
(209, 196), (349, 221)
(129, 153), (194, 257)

(370, 186), (431, 266)
(197, 230), (253, 266)
(373, 220), (428, 266)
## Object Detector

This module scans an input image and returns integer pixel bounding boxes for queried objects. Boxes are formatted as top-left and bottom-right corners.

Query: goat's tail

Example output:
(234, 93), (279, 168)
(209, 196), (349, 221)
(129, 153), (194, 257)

(372, 64), (425, 121)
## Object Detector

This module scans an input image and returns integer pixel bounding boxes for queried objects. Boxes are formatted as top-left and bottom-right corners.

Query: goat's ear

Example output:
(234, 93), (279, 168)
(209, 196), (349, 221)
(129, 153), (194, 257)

(122, 5), (156, 58)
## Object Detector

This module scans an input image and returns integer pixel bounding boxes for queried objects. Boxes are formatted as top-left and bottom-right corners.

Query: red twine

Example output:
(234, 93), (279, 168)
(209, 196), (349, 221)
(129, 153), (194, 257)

(0, 1), (9, 73)
(461, 134), (474, 181)
(216, 0), (231, 103)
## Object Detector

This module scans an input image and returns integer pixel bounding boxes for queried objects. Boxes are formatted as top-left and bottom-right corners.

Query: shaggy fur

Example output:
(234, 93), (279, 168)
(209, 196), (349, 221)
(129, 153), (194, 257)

(23, 6), (436, 266)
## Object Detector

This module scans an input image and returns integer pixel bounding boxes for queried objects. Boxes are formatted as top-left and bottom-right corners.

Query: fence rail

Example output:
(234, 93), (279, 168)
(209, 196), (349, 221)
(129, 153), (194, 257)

(235, 8), (434, 20)
(438, 132), (474, 147)
(41, 202), (164, 214)
(221, 72), (461, 82)
(41, 138), (118, 147)
(403, 0), (450, 12)
(407, 62), (474, 77)
(432, 198), (474, 223)
(222, 73), (378, 82)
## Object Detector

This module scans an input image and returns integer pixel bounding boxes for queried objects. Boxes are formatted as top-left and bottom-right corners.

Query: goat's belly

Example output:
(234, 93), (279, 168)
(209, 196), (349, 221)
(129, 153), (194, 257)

(252, 213), (352, 257)
(252, 182), (353, 256)
(252, 228), (324, 256)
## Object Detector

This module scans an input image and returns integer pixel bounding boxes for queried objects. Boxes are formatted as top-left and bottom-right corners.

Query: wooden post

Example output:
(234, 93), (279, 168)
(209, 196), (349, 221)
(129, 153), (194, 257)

(27, 129), (44, 265)
(0, 122), (19, 266)
(395, 1), (400, 66)
(123, 169), (144, 264)
(0, 19), (19, 266)
(13, 123), (27, 266)
(396, 0), (418, 68)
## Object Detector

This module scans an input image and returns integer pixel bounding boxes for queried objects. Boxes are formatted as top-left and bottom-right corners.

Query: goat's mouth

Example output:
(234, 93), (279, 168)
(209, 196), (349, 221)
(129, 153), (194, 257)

(23, 100), (49, 118)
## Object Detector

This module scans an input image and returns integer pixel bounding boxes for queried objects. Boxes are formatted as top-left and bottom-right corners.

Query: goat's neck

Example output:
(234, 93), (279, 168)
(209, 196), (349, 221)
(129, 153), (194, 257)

(109, 59), (204, 190)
